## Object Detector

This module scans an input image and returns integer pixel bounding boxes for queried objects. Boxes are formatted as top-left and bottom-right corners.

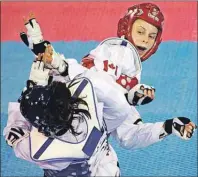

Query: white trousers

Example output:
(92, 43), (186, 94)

(95, 144), (120, 176)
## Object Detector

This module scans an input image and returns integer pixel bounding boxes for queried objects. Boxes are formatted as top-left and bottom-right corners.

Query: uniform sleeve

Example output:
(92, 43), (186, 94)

(3, 102), (33, 161)
(3, 102), (68, 170)
(111, 109), (165, 150)
(3, 102), (31, 135)
(49, 52), (87, 81)
(64, 58), (87, 80)
(135, 72), (141, 84)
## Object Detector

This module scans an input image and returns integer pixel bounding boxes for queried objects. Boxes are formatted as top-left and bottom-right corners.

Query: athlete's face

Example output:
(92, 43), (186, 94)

(131, 19), (158, 57)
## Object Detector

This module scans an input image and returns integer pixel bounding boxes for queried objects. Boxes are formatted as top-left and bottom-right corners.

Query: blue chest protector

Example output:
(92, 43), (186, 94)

(29, 77), (107, 163)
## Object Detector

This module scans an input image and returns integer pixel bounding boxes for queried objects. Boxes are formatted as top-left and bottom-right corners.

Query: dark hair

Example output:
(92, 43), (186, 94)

(20, 81), (91, 137)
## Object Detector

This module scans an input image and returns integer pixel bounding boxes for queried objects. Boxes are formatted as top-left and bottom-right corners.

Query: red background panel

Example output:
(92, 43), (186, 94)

(1, 2), (197, 41)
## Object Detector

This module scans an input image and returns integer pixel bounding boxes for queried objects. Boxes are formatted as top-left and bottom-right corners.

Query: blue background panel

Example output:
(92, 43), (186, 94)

(1, 41), (197, 176)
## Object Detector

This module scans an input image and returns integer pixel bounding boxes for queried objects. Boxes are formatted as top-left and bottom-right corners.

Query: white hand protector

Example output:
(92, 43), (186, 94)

(5, 127), (29, 148)
(25, 18), (43, 44)
(50, 48), (68, 74)
(127, 84), (155, 106)
(164, 117), (196, 140)
(29, 61), (50, 86)
(20, 18), (50, 56)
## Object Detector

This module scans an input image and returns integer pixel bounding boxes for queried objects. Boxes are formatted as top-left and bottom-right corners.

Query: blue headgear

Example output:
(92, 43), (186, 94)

(20, 82), (72, 137)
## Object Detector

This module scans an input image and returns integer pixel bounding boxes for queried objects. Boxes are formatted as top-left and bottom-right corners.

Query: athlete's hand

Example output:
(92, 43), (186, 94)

(127, 84), (155, 106)
(20, 12), (50, 56)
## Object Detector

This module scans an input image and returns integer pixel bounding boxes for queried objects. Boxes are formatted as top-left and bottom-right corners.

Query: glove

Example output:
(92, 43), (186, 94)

(52, 52), (68, 75)
(29, 60), (50, 86)
(45, 45), (68, 72)
(21, 16), (68, 75)
(20, 17), (50, 56)
(126, 84), (155, 106)
(164, 117), (196, 140)
(42, 44), (69, 75)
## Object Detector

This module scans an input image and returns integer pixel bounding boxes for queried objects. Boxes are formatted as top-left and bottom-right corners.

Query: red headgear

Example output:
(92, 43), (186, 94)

(117, 3), (164, 62)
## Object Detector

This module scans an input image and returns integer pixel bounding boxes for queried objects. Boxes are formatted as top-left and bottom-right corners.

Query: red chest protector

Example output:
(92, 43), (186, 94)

(116, 74), (138, 91)
(82, 57), (138, 91)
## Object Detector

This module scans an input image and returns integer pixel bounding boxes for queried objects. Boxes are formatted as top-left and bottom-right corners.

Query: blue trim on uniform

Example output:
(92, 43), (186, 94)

(33, 138), (54, 159)
(72, 79), (88, 98)
(32, 79), (89, 160)
(79, 77), (107, 132)
(82, 126), (102, 156)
